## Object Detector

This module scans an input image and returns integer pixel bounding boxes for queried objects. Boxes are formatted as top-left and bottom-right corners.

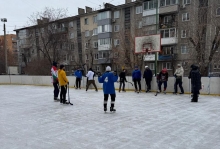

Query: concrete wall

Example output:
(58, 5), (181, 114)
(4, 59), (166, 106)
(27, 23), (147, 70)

(0, 75), (219, 95)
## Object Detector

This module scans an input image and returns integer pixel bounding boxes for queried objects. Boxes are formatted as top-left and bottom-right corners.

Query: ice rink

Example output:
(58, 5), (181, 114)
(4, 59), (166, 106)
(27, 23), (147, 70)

(0, 85), (220, 149)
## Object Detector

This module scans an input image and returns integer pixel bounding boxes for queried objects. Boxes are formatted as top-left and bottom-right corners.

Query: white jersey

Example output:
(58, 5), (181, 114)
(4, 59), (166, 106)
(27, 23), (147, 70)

(86, 71), (94, 80)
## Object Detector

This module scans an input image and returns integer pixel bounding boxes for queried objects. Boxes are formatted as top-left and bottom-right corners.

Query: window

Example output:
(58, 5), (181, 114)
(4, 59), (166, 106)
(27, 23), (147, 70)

(162, 62), (172, 70)
(164, 16), (172, 24)
(99, 38), (112, 45)
(69, 22), (74, 28)
(70, 43), (74, 50)
(93, 41), (98, 48)
(183, 0), (190, 4)
(160, 28), (177, 38)
(70, 55), (74, 61)
(149, 63), (155, 70)
(96, 66), (100, 71)
(138, 21), (142, 28)
(97, 11), (111, 20)
(181, 45), (188, 54)
(143, 15), (156, 26)
(86, 54), (89, 60)
(182, 13), (190, 21)
(85, 30), (90, 37)
(93, 28), (98, 35)
(136, 6), (142, 14)
(85, 42), (89, 49)
(114, 39), (120, 46)
(181, 30), (187, 38)
(114, 25), (120, 32)
(69, 32), (74, 39)
(143, 0), (157, 10)
(94, 53), (99, 60)
(114, 11), (120, 19)
(84, 18), (88, 25)
(162, 46), (173, 55)
(160, 0), (177, 6)
(93, 16), (97, 23)
(215, 26), (220, 35)
(217, 8), (220, 16)
(98, 25), (112, 33)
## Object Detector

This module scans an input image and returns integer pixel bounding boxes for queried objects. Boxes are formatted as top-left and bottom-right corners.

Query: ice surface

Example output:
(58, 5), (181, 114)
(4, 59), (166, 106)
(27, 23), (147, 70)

(0, 85), (220, 149)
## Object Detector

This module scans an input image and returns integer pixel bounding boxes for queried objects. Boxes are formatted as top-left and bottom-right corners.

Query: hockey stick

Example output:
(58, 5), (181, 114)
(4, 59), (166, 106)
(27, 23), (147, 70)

(155, 81), (159, 96)
(127, 81), (133, 86)
(67, 84), (73, 105)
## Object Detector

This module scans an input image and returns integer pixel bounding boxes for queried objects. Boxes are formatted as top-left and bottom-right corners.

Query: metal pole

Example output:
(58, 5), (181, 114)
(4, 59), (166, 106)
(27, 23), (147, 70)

(4, 23), (7, 74)
(155, 2), (158, 75)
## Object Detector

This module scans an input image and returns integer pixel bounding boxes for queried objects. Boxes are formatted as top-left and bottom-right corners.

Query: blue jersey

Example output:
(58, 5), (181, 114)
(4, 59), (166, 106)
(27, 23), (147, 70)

(74, 70), (82, 79)
(98, 72), (118, 94)
(132, 70), (141, 79)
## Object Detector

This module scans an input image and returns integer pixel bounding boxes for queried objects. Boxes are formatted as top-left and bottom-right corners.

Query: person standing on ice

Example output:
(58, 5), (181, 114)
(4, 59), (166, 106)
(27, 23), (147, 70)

(86, 68), (98, 91)
(74, 68), (82, 89)
(173, 64), (184, 94)
(132, 66), (142, 93)
(143, 66), (153, 93)
(188, 65), (201, 102)
(98, 66), (118, 112)
(58, 65), (69, 104)
(118, 69), (127, 92)
(51, 61), (59, 101)
(158, 68), (169, 94)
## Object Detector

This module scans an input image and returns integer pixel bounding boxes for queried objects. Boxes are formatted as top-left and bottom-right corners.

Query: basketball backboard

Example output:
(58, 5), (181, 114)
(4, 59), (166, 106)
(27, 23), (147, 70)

(135, 34), (161, 54)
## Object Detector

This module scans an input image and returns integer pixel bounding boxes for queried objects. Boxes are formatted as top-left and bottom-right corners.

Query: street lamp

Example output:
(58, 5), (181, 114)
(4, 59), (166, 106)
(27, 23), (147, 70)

(1, 18), (7, 74)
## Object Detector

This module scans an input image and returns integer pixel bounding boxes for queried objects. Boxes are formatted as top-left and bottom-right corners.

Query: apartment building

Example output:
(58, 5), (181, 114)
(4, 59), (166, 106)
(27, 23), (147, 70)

(0, 34), (18, 73)
(14, 0), (220, 76)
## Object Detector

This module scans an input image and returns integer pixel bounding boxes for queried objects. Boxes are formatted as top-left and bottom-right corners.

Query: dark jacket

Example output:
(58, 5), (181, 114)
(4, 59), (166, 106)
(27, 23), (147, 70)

(119, 71), (127, 82)
(158, 69), (168, 82)
(189, 65), (201, 94)
(143, 69), (153, 81)
(132, 70), (141, 80)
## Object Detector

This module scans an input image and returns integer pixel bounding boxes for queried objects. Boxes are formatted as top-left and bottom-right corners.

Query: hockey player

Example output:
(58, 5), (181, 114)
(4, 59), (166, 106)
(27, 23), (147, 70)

(74, 68), (82, 89)
(98, 66), (118, 112)
(118, 69), (127, 92)
(143, 66), (153, 92)
(158, 68), (169, 94)
(58, 65), (69, 104)
(173, 64), (184, 94)
(86, 68), (98, 91)
(188, 65), (201, 102)
(51, 61), (59, 101)
(132, 66), (142, 93)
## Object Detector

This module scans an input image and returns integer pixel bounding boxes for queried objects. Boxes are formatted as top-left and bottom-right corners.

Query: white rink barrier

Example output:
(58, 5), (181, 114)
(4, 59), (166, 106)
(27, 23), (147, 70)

(0, 75), (219, 95)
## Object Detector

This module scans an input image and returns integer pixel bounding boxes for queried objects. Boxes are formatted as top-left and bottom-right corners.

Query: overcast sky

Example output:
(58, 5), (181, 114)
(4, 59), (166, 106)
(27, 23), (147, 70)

(0, 0), (124, 35)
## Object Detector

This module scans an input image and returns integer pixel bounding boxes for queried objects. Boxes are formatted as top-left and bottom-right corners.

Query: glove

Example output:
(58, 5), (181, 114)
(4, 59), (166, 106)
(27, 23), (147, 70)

(67, 82), (69, 85)
(97, 72), (102, 77)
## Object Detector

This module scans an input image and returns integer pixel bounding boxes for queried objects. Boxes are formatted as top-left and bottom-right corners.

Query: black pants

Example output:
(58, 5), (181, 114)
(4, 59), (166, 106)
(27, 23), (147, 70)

(119, 81), (125, 91)
(174, 79), (184, 93)
(134, 79), (141, 91)
(158, 81), (167, 91)
(104, 94), (116, 108)
(192, 93), (198, 102)
(145, 79), (151, 90)
(76, 78), (81, 88)
(60, 85), (67, 103)
(53, 82), (59, 98)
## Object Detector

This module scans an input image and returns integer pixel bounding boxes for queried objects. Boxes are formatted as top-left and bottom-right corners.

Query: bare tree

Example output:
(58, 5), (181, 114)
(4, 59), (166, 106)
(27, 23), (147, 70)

(27, 7), (69, 65)
(184, 1), (220, 76)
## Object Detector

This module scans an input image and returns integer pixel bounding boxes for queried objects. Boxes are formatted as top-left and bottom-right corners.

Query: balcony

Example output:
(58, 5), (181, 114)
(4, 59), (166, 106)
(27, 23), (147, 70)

(160, 28), (178, 45)
(98, 44), (111, 51)
(159, 4), (178, 14)
(158, 55), (173, 61)
(143, 9), (157, 17)
(98, 58), (111, 64)
(160, 21), (177, 29)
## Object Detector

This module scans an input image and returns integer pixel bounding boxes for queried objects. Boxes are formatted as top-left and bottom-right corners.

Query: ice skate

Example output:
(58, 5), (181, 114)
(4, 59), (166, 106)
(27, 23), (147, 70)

(110, 107), (116, 112)
(104, 107), (107, 112)
(54, 97), (60, 101)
